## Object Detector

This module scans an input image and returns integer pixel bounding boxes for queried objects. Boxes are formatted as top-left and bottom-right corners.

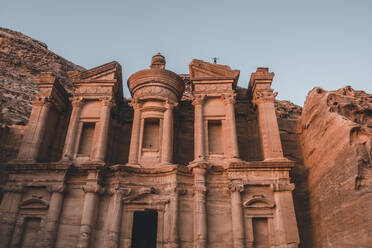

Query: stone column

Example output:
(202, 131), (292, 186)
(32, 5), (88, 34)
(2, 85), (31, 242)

(165, 187), (185, 248)
(78, 183), (104, 248)
(62, 98), (84, 161)
(193, 167), (207, 248)
(271, 183), (299, 248)
(253, 87), (284, 161)
(94, 98), (113, 162)
(192, 95), (206, 161)
(104, 187), (131, 248)
(128, 99), (142, 165)
(223, 93), (240, 159)
(0, 184), (24, 247)
(41, 184), (66, 248)
(161, 101), (175, 164)
(228, 180), (245, 248)
(17, 97), (52, 161)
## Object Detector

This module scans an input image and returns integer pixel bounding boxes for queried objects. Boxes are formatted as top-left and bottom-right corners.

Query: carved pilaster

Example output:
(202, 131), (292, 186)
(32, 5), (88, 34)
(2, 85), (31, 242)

(192, 95), (206, 162)
(0, 184), (24, 247)
(62, 97), (85, 161)
(42, 184), (67, 248)
(162, 100), (176, 164)
(78, 182), (104, 248)
(271, 183), (299, 247)
(193, 167), (207, 248)
(228, 180), (245, 248)
(128, 99), (143, 165)
(104, 185), (131, 248)
(17, 95), (52, 161)
(222, 93), (240, 160)
(253, 88), (284, 160)
(95, 97), (114, 162)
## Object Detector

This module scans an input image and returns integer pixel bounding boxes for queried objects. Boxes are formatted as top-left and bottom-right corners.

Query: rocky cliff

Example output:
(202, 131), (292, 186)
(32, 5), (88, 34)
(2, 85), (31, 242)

(0, 27), (84, 125)
(299, 86), (372, 247)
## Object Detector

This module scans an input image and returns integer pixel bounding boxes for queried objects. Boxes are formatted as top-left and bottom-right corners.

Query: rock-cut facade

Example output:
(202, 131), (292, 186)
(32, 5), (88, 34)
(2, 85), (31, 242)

(0, 54), (300, 248)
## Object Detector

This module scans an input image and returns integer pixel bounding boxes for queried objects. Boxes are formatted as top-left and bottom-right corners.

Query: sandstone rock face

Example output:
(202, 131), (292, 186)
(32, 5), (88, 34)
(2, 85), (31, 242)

(299, 86), (372, 248)
(0, 27), (84, 125)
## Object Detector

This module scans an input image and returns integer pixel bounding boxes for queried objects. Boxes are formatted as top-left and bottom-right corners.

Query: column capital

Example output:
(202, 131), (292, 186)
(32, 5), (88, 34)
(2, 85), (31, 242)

(228, 180), (244, 193)
(221, 93), (237, 105)
(164, 99), (178, 109)
(107, 185), (132, 197)
(71, 97), (85, 107)
(166, 186), (187, 195)
(129, 98), (142, 109)
(253, 88), (277, 104)
(191, 94), (206, 106)
(100, 96), (115, 107)
(47, 184), (67, 193)
(82, 183), (105, 195)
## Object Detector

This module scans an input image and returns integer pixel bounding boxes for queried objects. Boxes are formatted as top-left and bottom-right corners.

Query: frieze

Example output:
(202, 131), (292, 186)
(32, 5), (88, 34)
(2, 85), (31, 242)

(194, 84), (232, 94)
(75, 87), (112, 95)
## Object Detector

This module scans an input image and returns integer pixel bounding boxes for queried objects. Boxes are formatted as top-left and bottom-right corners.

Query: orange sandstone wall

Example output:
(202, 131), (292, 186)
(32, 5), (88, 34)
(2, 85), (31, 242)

(299, 87), (372, 248)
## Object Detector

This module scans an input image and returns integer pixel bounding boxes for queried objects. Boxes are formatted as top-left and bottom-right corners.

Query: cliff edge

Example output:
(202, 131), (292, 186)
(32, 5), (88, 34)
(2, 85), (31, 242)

(0, 27), (84, 125)
(299, 86), (372, 247)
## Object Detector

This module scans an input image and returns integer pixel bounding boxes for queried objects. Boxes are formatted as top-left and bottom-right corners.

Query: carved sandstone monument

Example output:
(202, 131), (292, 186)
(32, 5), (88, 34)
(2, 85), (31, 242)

(0, 53), (300, 248)
(0, 28), (371, 248)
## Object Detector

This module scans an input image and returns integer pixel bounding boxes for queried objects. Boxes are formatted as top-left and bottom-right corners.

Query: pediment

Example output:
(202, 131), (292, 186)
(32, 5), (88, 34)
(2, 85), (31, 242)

(189, 59), (240, 82)
(20, 197), (49, 210)
(70, 61), (122, 83)
(243, 195), (275, 209)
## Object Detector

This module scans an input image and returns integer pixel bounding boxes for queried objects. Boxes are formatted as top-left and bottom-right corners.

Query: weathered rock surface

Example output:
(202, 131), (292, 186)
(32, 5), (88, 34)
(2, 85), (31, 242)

(0, 27), (84, 125)
(299, 86), (372, 247)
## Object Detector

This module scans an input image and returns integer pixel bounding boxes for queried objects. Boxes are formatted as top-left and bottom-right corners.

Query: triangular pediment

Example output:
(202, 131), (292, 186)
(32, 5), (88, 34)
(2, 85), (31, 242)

(189, 59), (240, 81)
(70, 61), (122, 83)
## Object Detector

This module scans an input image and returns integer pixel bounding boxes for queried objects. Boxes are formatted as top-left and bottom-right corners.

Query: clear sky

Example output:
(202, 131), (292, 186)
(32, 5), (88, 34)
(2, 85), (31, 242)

(1, 0), (371, 105)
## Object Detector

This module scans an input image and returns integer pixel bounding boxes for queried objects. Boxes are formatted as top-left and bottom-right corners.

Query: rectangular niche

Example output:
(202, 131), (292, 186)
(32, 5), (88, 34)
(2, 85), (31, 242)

(131, 210), (158, 248)
(208, 120), (223, 154)
(142, 118), (160, 150)
(78, 122), (95, 156)
(20, 217), (41, 248)
(252, 217), (269, 247)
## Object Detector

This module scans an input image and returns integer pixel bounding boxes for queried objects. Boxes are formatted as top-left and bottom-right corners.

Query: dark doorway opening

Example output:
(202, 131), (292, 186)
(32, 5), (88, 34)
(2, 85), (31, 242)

(131, 210), (158, 248)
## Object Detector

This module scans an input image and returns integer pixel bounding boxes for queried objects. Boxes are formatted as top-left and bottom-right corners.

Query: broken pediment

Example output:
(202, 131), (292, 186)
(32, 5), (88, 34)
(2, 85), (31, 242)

(189, 59), (240, 83)
(68, 61), (123, 100)
(243, 195), (275, 209)
(20, 195), (49, 210)
(69, 61), (122, 82)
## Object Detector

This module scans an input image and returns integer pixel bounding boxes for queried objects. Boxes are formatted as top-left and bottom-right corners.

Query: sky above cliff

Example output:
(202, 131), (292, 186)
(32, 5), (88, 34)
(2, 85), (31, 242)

(1, 0), (371, 105)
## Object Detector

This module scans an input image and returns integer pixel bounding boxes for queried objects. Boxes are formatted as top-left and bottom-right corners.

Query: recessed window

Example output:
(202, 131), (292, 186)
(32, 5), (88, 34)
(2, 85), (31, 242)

(142, 118), (160, 150)
(20, 218), (41, 247)
(253, 217), (269, 247)
(208, 120), (223, 154)
(78, 122), (95, 155)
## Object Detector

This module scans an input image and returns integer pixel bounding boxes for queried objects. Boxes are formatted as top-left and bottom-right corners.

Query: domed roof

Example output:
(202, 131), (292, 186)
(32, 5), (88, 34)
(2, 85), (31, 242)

(128, 54), (184, 100)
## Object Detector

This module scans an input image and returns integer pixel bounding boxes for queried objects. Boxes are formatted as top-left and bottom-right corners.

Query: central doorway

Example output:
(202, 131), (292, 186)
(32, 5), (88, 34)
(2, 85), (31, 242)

(131, 210), (158, 248)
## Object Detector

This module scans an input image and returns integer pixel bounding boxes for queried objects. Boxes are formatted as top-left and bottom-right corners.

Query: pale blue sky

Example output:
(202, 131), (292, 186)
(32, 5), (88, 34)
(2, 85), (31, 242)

(1, 0), (371, 105)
